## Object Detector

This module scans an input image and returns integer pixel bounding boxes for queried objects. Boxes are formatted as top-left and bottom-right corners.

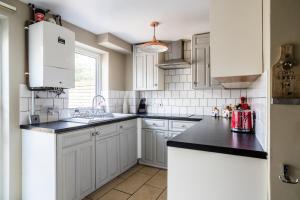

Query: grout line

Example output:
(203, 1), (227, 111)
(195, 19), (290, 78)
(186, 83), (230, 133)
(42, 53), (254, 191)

(112, 188), (133, 196)
(156, 188), (167, 200)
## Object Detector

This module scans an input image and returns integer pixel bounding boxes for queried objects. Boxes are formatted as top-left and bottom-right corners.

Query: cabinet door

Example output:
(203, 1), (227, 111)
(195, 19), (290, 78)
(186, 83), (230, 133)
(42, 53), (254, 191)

(78, 142), (95, 198)
(108, 136), (120, 179)
(142, 129), (155, 163)
(95, 135), (120, 189)
(119, 132), (129, 172)
(127, 127), (137, 166)
(154, 131), (168, 167)
(95, 139), (109, 188)
(58, 129), (95, 200)
(134, 52), (146, 90)
(192, 33), (211, 89)
(145, 53), (157, 90)
(61, 147), (78, 200)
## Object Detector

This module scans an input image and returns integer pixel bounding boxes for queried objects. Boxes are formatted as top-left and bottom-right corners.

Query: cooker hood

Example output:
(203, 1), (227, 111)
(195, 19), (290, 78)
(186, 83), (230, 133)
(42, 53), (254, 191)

(157, 40), (191, 69)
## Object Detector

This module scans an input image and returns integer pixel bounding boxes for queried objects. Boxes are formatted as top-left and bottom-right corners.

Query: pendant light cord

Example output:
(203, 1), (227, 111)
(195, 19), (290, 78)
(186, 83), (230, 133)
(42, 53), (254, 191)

(153, 23), (156, 41)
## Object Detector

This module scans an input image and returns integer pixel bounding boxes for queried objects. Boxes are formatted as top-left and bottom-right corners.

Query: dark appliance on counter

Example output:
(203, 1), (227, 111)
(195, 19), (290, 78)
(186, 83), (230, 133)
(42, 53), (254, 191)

(137, 98), (147, 114)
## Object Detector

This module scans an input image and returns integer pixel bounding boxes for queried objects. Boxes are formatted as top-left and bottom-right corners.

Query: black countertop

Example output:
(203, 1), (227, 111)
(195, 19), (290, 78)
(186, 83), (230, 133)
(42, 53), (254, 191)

(167, 116), (267, 159)
(20, 114), (267, 159)
(20, 115), (138, 133)
(137, 113), (202, 121)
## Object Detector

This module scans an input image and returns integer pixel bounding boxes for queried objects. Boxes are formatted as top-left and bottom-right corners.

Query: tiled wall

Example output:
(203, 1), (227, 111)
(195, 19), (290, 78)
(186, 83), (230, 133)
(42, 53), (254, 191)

(247, 71), (268, 150)
(19, 84), (139, 125)
(140, 68), (246, 116)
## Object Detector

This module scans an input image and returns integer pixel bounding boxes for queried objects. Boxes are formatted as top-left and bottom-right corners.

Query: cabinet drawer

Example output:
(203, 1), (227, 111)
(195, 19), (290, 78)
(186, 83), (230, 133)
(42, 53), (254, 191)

(169, 120), (196, 132)
(95, 124), (118, 139)
(142, 119), (168, 130)
(118, 119), (137, 131)
(61, 128), (93, 148)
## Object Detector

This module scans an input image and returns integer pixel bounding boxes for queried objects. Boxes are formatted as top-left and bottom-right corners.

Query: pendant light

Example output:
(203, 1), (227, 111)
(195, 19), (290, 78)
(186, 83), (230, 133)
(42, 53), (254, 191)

(142, 21), (168, 53)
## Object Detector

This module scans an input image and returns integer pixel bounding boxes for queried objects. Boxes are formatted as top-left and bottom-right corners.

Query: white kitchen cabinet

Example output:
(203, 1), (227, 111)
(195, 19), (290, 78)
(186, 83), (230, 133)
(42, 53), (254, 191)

(57, 128), (95, 200)
(119, 120), (138, 173)
(141, 129), (155, 164)
(210, 0), (262, 88)
(154, 130), (169, 167)
(95, 133), (120, 188)
(133, 45), (164, 91)
(141, 129), (168, 168)
(141, 119), (198, 168)
(192, 33), (220, 89)
(29, 21), (75, 88)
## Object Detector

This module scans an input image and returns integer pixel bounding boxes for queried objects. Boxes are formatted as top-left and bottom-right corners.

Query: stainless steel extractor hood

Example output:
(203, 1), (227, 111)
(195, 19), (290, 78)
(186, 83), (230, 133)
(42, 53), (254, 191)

(157, 40), (191, 69)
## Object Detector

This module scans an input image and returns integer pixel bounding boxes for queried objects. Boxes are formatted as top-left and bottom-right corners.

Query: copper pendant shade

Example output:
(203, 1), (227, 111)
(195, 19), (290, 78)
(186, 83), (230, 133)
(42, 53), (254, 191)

(141, 21), (168, 53)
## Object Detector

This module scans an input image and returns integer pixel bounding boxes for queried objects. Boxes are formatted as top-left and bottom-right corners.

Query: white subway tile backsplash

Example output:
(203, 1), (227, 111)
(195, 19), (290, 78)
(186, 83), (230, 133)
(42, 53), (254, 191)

(221, 89), (231, 98)
(171, 91), (180, 98)
(230, 89), (241, 98)
(203, 89), (213, 98)
(212, 89), (222, 98)
(195, 90), (204, 98)
(182, 99), (190, 106)
(188, 91), (195, 98)
(175, 83), (184, 90)
(190, 99), (200, 107)
(165, 91), (172, 98)
(217, 99), (226, 107)
(183, 82), (191, 90)
(199, 99), (208, 106)
(207, 99), (217, 106)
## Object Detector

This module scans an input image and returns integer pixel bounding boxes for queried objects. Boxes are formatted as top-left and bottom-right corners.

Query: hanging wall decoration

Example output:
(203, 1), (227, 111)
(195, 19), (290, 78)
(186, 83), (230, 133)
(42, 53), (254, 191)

(272, 44), (299, 98)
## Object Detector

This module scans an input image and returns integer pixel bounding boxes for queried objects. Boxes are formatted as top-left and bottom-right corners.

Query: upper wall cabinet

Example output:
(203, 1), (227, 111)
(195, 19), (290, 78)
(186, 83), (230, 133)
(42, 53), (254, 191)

(192, 33), (220, 89)
(133, 45), (164, 91)
(29, 21), (75, 88)
(210, 0), (263, 88)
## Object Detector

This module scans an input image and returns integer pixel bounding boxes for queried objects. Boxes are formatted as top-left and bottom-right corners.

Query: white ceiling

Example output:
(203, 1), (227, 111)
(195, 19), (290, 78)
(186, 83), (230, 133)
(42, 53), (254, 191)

(20, 0), (210, 44)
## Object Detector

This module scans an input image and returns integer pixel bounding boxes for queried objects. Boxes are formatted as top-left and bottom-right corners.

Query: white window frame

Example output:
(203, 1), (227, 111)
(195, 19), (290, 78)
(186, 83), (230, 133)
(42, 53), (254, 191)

(70, 47), (102, 108)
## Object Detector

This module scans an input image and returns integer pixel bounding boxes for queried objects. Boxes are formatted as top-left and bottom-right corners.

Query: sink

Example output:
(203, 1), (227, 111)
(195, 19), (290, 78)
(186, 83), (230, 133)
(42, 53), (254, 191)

(64, 113), (134, 124)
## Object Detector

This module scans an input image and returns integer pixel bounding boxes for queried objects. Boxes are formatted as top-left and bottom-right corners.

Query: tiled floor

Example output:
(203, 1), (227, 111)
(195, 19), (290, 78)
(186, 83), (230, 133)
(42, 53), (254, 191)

(84, 165), (167, 200)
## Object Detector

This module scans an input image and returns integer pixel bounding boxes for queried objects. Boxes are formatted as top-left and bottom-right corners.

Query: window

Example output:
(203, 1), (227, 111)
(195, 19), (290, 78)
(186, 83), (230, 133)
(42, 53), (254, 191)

(69, 48), (101, 108)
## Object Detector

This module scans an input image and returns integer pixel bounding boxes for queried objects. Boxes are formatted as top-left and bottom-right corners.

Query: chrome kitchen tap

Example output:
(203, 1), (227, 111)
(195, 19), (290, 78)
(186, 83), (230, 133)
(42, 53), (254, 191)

(92, 94), (106, 116)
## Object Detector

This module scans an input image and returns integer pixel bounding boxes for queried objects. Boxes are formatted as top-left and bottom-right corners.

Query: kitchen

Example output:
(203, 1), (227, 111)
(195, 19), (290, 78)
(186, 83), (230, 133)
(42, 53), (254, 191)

(0, 0), (300, 200)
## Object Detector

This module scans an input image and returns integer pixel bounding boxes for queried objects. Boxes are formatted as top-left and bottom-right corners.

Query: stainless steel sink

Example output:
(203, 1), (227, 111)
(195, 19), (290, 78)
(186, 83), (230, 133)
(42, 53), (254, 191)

(64, 113), (134, 124)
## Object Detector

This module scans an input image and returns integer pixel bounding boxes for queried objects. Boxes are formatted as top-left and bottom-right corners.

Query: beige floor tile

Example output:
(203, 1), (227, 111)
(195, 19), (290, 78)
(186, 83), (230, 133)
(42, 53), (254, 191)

(120, 165), (144, 179)
(98, 189), (130, 200)
(157, 189), (167, 200)
(146, 170), (167, 189)
(88, 177), (125, 200)
(128, 185), (163, 200)
(138, 166), (160, 176)
(114, 172), (152, 194)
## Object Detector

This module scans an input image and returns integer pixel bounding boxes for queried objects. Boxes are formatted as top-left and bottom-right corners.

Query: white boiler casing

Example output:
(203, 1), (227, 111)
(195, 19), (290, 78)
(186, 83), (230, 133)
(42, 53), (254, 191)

(29, 21), (75, 88)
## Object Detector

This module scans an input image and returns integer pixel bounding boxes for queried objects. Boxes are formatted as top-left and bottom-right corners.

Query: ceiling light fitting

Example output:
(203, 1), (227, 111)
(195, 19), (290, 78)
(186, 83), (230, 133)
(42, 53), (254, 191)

(141, 21), (168, 53)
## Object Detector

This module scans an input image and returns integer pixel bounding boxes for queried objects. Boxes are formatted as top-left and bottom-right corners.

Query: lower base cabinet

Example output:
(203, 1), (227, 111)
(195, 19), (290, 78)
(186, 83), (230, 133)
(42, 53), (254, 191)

(141, 129), (169, 168)
(140, 119), (196, 169)
(22, 119), (137, 200)
(95, 134), (120, 188)
(120, 126), (138, 173)
(58, 128), (96, 200)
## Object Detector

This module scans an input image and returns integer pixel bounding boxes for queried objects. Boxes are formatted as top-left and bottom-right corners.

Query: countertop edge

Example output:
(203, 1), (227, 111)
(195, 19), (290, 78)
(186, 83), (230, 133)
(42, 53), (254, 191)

(167, 140), (267, 159)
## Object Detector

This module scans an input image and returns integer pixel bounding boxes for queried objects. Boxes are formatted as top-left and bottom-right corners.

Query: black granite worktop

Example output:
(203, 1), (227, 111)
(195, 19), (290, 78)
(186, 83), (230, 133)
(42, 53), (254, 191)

(167, 116), (267, 159)
(20, 114), (267, 159)
(20, 115), (138, 133)
(137, 113), (202, 121)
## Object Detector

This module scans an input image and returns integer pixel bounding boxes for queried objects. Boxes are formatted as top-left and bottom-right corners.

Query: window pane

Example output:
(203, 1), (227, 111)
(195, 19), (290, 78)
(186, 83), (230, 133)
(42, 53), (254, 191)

(69, 52), (97, 108)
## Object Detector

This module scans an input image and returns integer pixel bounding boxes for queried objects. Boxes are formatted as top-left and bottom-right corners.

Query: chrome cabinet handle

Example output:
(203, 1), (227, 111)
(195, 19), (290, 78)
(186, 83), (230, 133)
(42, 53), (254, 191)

(279, 164), (299, 184)
(96, 132), (100, 136)
(119, 125), (123, 129)
(91, 132), (96, 136)
(181, 125), (186, 128)
(154, 83), (158, 87)
(152, 123), (156, 126)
